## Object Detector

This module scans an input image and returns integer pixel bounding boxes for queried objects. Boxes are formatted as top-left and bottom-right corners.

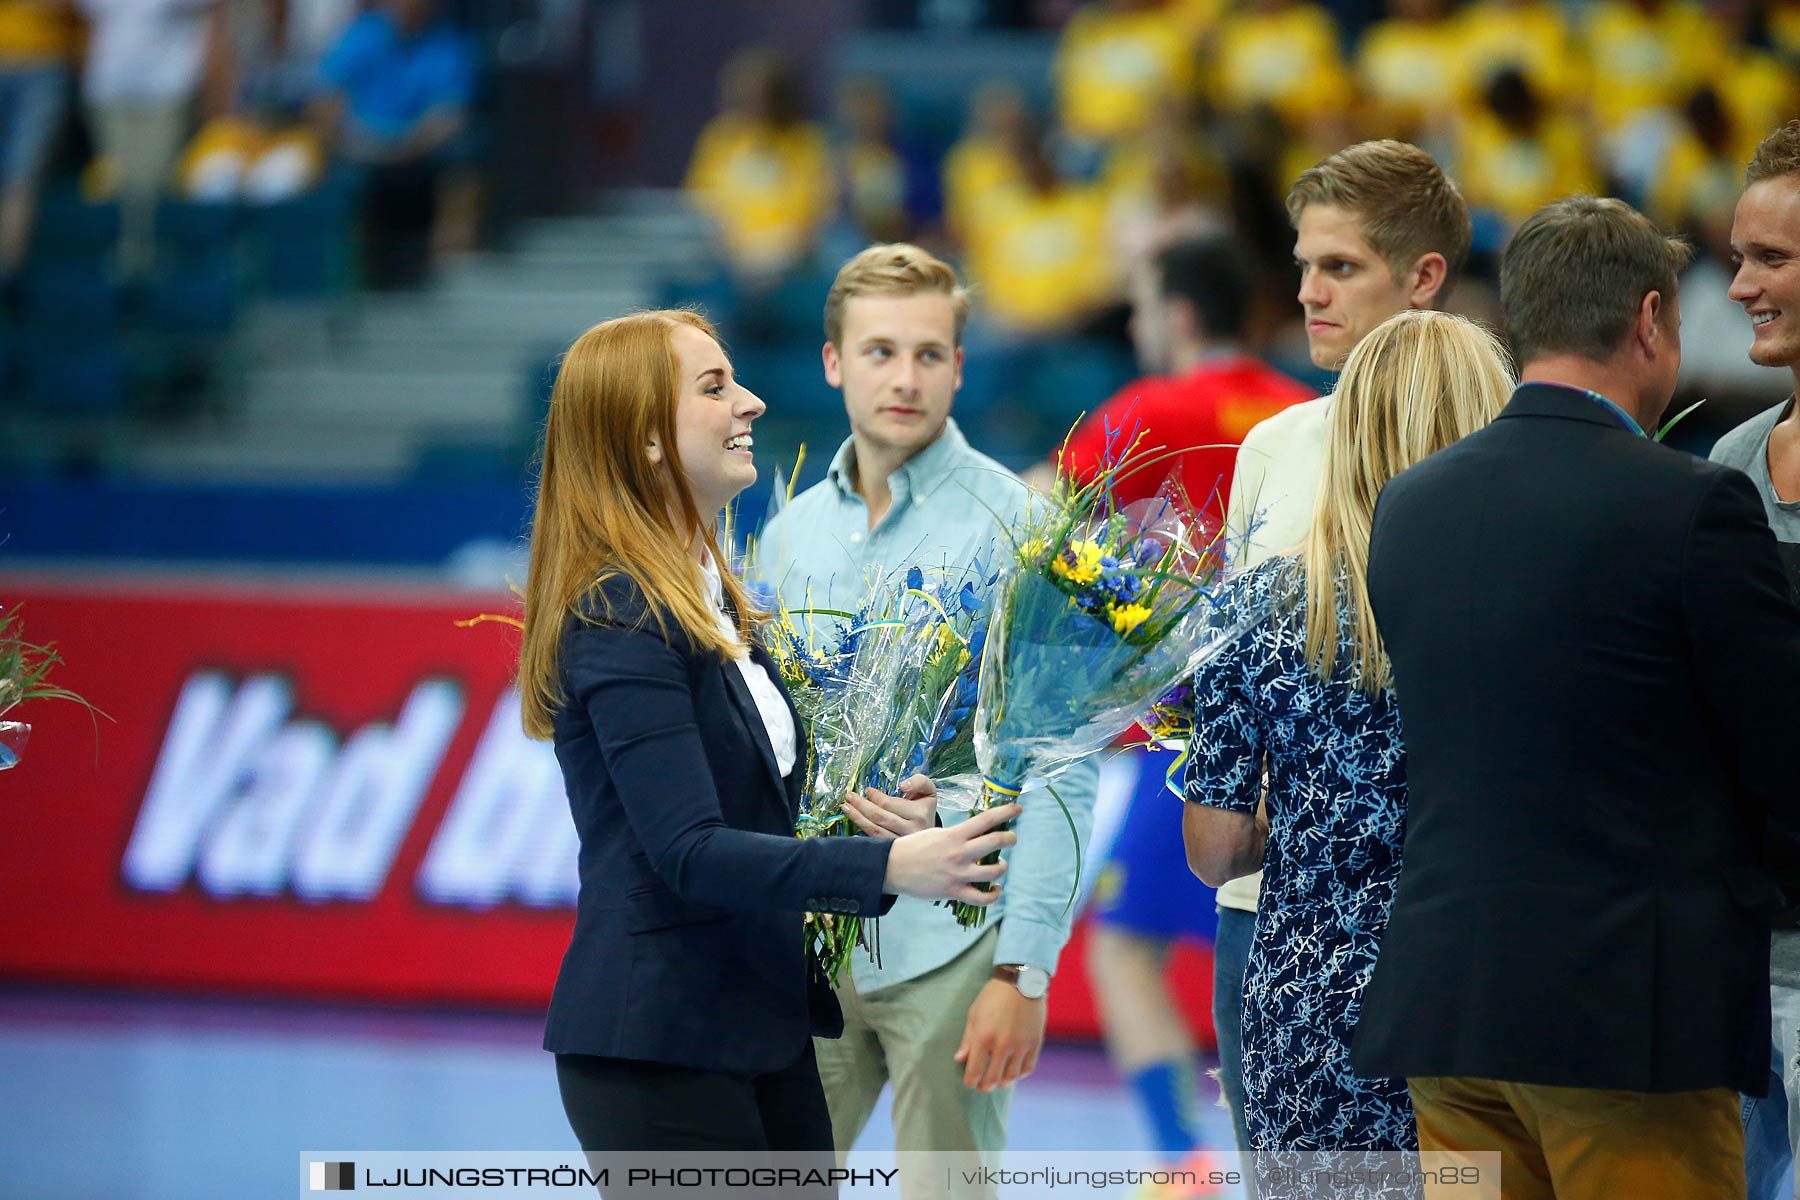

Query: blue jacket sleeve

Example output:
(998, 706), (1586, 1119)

(561, 608), (893, 915)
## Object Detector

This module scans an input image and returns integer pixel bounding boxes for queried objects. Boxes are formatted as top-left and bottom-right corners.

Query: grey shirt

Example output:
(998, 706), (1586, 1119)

(1710, 396), (1800, 550)
(1710, 397), (1800, 951)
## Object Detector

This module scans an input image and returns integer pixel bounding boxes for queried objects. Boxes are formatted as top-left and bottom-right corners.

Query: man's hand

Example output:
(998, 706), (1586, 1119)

(953, 977), (1047, 1092)
(844, 774), (938, 838)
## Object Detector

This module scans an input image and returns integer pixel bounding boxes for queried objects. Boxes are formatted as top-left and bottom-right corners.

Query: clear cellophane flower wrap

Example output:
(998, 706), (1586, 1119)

(767, 561), (992, 986)
(950, 473), (1267, 928)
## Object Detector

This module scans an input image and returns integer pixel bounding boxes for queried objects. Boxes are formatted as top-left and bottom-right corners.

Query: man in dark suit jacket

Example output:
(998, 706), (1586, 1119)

(1352, 195), (1800, 1199)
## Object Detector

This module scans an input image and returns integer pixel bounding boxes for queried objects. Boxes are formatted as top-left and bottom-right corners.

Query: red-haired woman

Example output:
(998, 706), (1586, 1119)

(519, 310), (1019, 1154)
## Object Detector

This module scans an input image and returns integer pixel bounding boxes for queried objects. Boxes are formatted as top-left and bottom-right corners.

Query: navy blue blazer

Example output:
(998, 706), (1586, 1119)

(1351, 383), (1800, 1095)
(542, 573), (895, 1076)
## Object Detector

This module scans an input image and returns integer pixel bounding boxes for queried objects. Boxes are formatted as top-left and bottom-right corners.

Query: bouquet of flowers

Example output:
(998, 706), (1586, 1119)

(0, 604), (105, 769)
(950, 428), (1265, 927)
(763, 560), (993, 984)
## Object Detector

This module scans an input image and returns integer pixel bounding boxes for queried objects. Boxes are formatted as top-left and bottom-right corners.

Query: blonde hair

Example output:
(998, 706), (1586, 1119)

(822, 242), (971, 347)
(1286, 140), (1471, 300)
(1302, 309), (1513, 691)
(519, 309), (761, 740)
(1747, 119), (1800, 186)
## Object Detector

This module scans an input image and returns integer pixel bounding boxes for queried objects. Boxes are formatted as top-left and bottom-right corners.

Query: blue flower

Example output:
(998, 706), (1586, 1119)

(906, 566), (924, 592)
(958, 581), (984, 613)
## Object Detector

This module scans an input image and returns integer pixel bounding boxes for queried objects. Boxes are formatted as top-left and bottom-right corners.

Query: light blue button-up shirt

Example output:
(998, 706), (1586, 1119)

(759, 418), (1099, 992)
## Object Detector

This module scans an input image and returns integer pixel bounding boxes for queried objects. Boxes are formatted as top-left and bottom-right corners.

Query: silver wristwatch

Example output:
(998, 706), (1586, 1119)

(995, 962), (1050, 1000)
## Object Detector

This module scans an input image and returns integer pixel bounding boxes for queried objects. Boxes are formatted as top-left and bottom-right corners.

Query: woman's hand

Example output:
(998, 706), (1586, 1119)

(882, 803), (1022, 905)
(844, 774), (938, 838)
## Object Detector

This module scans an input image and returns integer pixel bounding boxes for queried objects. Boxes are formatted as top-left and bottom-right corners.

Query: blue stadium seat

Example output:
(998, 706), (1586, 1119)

(31, 189), (120, 265)
(759, 270), (833, 342)
(1015, 340), (1137, 443)
(248, 169), (359, 298)
(146, 264), (241, 336)
(657, 272), (742, 337)
(20, 263), (121, 340)
(20, 338), (129, 416)
(156, 199), (242, 265)
(730, 341), (843, 427)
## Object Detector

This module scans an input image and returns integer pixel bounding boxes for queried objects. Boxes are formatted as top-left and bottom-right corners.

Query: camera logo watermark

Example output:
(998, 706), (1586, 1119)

(309, 1161), (355, 1191)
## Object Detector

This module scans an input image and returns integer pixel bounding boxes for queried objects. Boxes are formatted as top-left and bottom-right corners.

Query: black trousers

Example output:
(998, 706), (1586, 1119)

(556, 1042), (834, 1152)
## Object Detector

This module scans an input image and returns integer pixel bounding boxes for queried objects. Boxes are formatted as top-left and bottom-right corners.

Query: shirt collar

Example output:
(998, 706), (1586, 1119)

(697, 549), (725, 609)
(825, 417), (970, 502)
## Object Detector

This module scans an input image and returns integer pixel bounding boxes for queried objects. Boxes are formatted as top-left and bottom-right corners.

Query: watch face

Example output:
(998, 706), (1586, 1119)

(1016, 967), (1049, 1000)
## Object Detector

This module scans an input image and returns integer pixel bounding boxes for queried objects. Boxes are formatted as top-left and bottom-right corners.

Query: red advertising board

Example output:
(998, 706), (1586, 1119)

(0, 574), (1213, 1042)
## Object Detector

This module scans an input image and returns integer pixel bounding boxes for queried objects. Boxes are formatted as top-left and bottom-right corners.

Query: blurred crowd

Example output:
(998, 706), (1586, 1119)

(680, 0), (1800, 399)
(0, 0), (481, 288)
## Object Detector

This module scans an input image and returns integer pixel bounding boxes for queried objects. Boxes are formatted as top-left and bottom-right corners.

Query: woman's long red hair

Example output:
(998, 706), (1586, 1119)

(519, 310), (759, 740)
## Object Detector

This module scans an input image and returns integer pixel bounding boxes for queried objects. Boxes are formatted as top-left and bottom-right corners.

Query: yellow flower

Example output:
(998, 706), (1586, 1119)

(1019, 536), (1050, 563)
(1110, 602), (1152, 636)
(934, 622), (961, 657)
(1051, 539), (1104, 585)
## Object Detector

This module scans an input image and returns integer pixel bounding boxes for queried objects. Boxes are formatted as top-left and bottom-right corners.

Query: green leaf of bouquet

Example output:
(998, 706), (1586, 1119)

(1044, 782), (1083, 918)
(1653, 397), (1708, 443)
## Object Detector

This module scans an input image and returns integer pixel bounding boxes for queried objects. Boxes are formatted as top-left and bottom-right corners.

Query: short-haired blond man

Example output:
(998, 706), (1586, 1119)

(1714, 119), (1800, 1200)
(757, 244), (1097, 1197)
(1214, 139), (1470, 1170)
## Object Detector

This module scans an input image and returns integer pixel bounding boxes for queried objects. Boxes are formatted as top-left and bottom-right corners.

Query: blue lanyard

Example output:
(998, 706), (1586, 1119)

(1579, 388), (1646, 437)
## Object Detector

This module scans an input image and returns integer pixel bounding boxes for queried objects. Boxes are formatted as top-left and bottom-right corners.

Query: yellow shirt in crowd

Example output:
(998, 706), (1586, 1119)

(1054, 1), (1198, 143)
(843, 138), (907, 240)
(1167, 0), (1228, 41)
(941, 133), (1026, 243)
(965, 184), (1112, 334)
(1649, 133), (1743, 228)
(1583, 0), (1727, 131)
(1355, 16), (1463, 129)
(684, 115), (834, 275)
(1457, 111), (1600, 225)
(1453, 0), (1582, 109)
(1209, 4), (1350, 126)
(1718, 49), (1798, 164)
(0, 0), (77, 63)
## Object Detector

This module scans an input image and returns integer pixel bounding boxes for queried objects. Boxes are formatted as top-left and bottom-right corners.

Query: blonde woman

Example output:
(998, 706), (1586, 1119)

(1182, 309), (1513, 1159)
(520, 309), (1020, 1153)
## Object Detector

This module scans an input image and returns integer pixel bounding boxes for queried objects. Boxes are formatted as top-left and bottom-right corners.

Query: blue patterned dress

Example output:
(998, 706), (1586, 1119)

(1186, 557), (1418, 1182)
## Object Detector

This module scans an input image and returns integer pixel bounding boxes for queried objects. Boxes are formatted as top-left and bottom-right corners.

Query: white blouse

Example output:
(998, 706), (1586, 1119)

(700, 555), (798, 778)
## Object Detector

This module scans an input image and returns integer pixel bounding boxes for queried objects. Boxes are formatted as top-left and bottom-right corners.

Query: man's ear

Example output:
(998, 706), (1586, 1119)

(1407, 252), (1450, 310)
(822, 340), (843, 389)
(1637, 290), (1664, 357)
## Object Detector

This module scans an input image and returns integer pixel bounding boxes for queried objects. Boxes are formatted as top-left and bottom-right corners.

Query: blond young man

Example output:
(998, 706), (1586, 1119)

(758, 245), (1098, 1198)
(1715, 120), (1800, 1200)
(1215, 139), (1470, 1166)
